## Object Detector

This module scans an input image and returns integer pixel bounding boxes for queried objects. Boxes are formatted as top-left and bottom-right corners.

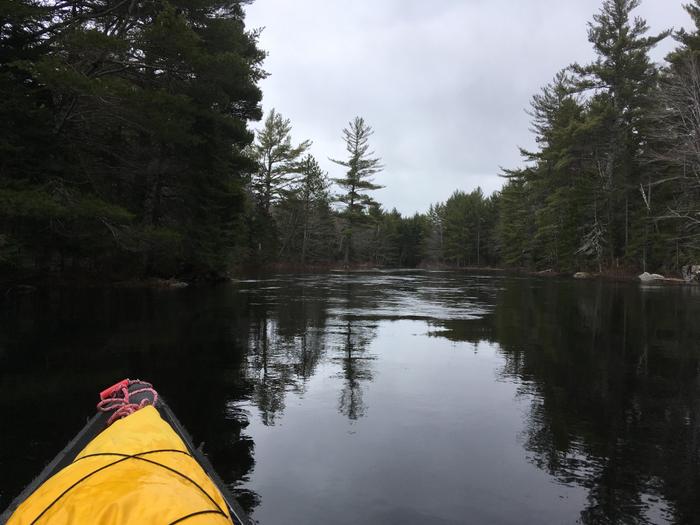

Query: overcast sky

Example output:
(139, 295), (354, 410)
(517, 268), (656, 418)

(244, 0), (693, 215)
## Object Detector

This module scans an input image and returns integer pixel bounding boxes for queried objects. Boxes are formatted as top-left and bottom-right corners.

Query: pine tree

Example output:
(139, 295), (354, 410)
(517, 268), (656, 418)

(275, 154), (334, 265)
(521, 72), (597, 271)
(297, 155), (332, 265)
(669, 0), (700, 63)
(250, 109), (311, 215)
(0, 0), (265, 279)
(425, 203), (446, 265)
(397, 213), (430, 267)
(571, 0), (670, 267)
(330, 117), (384, 266)
(497, 173), (537, 267)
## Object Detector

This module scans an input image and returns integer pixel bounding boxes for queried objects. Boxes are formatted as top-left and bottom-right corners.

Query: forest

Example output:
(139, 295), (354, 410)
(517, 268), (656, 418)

(1, 0), (700, 282)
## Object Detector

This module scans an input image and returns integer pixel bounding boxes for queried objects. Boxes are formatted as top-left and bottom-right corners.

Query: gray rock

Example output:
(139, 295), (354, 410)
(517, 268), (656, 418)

(573, 272), (591, 279)
(638, 272), (665, 282)
(681, 265), (700, 283)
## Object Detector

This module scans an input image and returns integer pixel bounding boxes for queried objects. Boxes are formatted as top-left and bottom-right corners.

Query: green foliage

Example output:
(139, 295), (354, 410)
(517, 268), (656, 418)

(0, 0), (264, 280)
(439, 188), (496, 267)
(668, 0), (700, 64)
(246, 108), (311, 262)
(493, 0), (697, 274)
(249, 108), (311, 214)
(3, 0), (698, 278)
(497, 175), (536, 267)
(275, 154), (335, 264)
(569, 0), (670, 266)
(331, 117), (384, 265)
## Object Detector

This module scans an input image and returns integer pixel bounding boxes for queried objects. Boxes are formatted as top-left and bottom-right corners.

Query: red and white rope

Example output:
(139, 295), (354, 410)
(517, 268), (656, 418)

(97, 379), (159, 425)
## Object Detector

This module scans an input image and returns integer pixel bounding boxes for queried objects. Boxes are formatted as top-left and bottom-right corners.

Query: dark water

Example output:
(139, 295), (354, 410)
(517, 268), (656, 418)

(1, 271), (700, 524)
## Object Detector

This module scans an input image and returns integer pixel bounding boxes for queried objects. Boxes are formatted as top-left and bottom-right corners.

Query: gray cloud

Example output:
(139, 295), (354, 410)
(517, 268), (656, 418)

(245, 0), (691, 215)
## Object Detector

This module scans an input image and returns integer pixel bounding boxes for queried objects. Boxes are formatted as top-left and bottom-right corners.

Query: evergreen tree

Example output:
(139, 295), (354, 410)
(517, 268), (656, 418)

(669, 0), (700, 63)
(330, 117), (384, 266)
(497, 173), (537, 267)
(442, 190), (474, 267)
(0, 0), (264, 279)
(441, 188), (493, 267)
(419, 188), (500, 268)
(247, 109), (310, 261)
(297, 155), (333, 265)
(570, 0), (669, 267)
(397, 213), (430, 267)
(275, 154), (334, 264)
(250, 109), (311, 215)
(367, 206), (401, 266)
(521, 72), (598, 271)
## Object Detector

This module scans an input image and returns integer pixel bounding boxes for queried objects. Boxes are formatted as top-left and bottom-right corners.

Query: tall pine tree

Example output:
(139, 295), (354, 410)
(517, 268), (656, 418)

(250, 109), (311, 215)
(330, 117), (384, 266)
(571, 0), (669, 268)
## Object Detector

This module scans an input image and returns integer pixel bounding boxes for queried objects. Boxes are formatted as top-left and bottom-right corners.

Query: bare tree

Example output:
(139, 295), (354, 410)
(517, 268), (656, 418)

(648, 57), (700, 252)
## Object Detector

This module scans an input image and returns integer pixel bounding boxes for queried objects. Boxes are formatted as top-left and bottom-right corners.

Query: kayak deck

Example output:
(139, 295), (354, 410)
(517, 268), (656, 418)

(0, 381), (250, 525)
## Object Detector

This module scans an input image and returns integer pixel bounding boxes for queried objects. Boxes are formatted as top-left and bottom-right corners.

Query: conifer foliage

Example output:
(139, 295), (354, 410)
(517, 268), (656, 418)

(494, 0), (700, 273)
(1, 0), (264, 279)
(330, 117), (384, 265)
(3, 0), (700, 279)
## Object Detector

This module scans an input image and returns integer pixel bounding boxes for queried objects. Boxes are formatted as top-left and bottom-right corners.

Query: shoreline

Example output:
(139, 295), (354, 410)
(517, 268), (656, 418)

(1, 265), (697, 294)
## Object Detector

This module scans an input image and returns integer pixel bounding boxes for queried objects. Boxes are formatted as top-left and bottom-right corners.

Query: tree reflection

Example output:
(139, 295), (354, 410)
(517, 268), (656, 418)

(6, 274), (698, 523)
(242, 279), (332, 425)
(214, 277), (700, 522)
(334, 318), (377, 420)
(247, 316), (289, 426)
(478, 280), (700, 524)
(241, 276), (380, 424)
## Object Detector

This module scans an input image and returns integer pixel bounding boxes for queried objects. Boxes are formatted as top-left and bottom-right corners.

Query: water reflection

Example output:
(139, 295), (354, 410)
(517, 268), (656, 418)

(489, 280), (700, 524)
(1, 272), (699, 524)
(232, 274), (700, 523)
(333, 319), (377, 421)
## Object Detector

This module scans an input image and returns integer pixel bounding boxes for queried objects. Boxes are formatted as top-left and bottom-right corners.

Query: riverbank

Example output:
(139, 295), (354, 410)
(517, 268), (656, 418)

(2, 263), (698, 296)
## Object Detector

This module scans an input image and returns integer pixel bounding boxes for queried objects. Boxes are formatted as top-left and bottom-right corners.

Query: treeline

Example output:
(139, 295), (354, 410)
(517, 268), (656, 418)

(3, 0), (700, 281)
(498, 0), (700, 273)
(388, 0), (700, 274)
(244, 108), (501, 269)
(345, 0), (700, 274)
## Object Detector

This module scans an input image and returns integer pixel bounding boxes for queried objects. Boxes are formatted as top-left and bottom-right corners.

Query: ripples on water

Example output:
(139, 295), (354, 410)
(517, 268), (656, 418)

(1, 271), (699, 524)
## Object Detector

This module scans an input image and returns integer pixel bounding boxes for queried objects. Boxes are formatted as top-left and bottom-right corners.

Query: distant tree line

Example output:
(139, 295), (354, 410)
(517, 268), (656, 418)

(2, 0), (700, 281)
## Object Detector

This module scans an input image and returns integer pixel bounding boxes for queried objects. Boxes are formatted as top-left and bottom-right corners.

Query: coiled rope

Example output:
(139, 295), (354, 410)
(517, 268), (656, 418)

(96, 379), (159, 425)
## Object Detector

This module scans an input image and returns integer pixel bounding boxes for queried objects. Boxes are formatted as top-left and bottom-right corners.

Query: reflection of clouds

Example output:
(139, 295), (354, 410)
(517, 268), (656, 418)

(239, 271), (493, 424)
(235, 272), (495, 322)
(238, 272), (700, 522)
(326, 279), (492, 322)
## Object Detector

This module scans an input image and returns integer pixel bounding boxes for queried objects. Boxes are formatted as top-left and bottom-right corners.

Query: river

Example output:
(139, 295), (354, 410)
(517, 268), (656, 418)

(1, 271), (699, 524)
